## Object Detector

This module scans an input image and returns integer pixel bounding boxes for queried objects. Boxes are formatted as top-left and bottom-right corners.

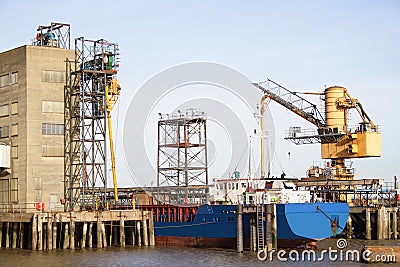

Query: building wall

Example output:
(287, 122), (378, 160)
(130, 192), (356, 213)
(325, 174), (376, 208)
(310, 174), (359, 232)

(0, 46), (26, 205)
(0, 45), (74, 212)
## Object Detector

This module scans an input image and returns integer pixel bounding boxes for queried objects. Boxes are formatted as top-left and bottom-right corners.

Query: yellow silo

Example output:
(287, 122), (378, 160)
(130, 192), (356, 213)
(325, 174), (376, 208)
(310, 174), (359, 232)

(324, 86), (347, 132)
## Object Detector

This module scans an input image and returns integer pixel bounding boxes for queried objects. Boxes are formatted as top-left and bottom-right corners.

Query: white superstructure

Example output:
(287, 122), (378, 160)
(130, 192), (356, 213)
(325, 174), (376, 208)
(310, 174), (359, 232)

(210, 177), (310, 205)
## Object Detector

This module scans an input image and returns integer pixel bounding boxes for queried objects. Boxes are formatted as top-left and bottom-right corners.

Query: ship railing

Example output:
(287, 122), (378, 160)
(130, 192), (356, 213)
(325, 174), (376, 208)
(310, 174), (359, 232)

(381, 182), (398, 193)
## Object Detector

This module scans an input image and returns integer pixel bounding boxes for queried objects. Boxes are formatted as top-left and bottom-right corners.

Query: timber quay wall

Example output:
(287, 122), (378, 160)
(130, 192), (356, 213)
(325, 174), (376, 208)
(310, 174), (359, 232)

(347, 206), (399, 240)
(0, 208), (155, 250)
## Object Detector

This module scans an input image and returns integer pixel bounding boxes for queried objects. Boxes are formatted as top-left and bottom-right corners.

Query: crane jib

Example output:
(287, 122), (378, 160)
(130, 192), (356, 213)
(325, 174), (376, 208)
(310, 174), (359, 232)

(252, 81), (326, 128)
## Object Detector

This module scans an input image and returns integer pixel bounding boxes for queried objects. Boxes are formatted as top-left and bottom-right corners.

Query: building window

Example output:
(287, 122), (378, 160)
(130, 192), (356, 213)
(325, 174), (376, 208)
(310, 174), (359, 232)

(42, 101), (63, 113)
(11, 123), (18, 136)
(41, 70), (65, 83)
(11, 146), (18, 159)
(0, 73), (9, 88)
(0, 125), (9, 138)
(0, 179), (9, 203)
(42, 123), (64, 135)
(11, 178), (18, 203)
(11, 102), (18, 115)
(42, 144), (64, 157)
(11, 72), (18, 84)
(34, 177), (42, 202)
(0, 104), (9, 117)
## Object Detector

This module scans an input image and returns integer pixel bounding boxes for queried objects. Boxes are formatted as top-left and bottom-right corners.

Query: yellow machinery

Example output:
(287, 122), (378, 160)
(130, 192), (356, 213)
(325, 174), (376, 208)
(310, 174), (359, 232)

(106, 79), (121, 202)
(321, 86), (381, 179)
(254, 80), (381, 181)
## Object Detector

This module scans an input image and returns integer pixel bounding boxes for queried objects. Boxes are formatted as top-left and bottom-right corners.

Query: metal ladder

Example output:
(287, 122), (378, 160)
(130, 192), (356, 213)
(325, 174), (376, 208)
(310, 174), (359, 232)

(256, 205), (265, 251)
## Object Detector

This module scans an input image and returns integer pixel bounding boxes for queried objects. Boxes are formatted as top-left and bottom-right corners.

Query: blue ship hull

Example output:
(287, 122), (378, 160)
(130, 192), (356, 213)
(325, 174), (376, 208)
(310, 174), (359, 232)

(154, 202), (349, 248)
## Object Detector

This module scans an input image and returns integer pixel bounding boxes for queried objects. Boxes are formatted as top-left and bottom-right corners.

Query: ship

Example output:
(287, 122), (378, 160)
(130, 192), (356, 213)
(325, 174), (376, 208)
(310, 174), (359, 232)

(153, 202), (349, 249)
(152, 177), (350, 249)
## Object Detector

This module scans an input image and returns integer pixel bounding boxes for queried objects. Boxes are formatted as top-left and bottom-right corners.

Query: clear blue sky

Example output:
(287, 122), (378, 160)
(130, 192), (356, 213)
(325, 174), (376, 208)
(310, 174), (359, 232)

(1, 1), (399, 185)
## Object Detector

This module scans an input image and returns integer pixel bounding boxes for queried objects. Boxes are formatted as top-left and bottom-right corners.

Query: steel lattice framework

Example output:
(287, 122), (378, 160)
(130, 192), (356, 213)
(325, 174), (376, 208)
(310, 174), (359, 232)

(34, 22), (71, 48)
(253, 79), (326, 128)
(65, 38), (119, 210)
(254, 79), (344, 145)
(157, 110), (209, 191)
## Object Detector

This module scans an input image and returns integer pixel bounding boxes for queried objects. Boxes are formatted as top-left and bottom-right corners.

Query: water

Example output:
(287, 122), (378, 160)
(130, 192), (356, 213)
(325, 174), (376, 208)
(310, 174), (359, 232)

(0, 240), (397, 266)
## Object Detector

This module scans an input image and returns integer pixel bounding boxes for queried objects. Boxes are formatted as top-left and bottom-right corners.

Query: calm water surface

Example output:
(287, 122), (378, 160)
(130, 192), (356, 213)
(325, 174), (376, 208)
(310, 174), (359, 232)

(0, 240), (396, 267)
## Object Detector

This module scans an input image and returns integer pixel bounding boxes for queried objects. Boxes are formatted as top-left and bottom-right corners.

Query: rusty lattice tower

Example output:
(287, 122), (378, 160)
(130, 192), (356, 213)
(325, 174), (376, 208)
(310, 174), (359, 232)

(157, 109), (209, 189)
(65, 38), (120, 210)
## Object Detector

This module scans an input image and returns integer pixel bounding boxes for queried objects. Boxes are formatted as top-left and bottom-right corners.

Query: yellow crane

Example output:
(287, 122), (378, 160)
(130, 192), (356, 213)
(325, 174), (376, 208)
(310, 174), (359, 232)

(254, 79), (381, 181)
(106, 79), (121, 202)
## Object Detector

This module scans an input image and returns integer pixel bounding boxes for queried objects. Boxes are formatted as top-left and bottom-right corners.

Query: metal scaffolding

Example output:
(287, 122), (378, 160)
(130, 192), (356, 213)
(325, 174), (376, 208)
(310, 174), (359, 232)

(65, 37), (120, 210)
(146, 186), (210, 205)
(33, 22), (71, 49)
(295, 178), (399, 207)
(157, 109), (209, 195)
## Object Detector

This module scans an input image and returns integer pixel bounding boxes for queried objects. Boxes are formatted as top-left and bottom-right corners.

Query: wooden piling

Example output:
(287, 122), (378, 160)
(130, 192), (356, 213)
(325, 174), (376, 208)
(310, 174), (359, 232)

(1, 208), (154, 250)
(101, 223), (107, 247)
(52, 220), (57, 250)
(100, 222), (105, 248)
(347, 215), (353, 239)
(149, 212), (155, 246)
(82, 222), (87, 248)
(11, 223), (17, 248)
(120, 213), (125, 247)
(142, 214), (148, 246)
(236, 204), (243, 253)
(48, 215), (53, 250)
(37, 215), (43, 250)
(88, 222), (93, 248)
(383, 207), (388, 239)
(110, 219), (114, 245)
(377, 207), (384, 240)
(32, 215), (37, 250)
(388, 211), (392, 239)
(393, 210), (398, 240)
(272, 204), (277, 250)
(97, 214), (102, 248)
(63, 223), (69, 249)
(136, 221), (141, 246)
(266, 204), (272, 252)
(20, 223), (24, 249)
(70, 214), (75, 250)
(398, 210), (400, 239)
(365, 208), (371, 240)
(6, 220), (10, 248)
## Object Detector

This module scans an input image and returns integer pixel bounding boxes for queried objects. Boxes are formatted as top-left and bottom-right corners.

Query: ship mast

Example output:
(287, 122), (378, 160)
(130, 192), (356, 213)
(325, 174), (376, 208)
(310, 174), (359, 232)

(260, 94), (270, 178)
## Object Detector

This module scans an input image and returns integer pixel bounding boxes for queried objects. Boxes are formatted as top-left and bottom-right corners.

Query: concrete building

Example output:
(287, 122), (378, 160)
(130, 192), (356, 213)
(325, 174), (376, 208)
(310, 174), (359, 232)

(0, 45), (74, 212)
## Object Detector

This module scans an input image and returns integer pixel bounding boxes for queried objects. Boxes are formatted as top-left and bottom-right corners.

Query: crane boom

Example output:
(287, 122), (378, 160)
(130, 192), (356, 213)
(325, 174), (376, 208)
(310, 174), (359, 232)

(106, 79), (121, 203)
(253, 79), (326, 128)
(254, 77), (381, 182)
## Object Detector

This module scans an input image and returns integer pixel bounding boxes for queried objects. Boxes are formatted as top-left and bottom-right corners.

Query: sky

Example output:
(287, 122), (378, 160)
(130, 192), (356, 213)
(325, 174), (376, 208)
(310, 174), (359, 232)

(1, 1), (399, 186)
